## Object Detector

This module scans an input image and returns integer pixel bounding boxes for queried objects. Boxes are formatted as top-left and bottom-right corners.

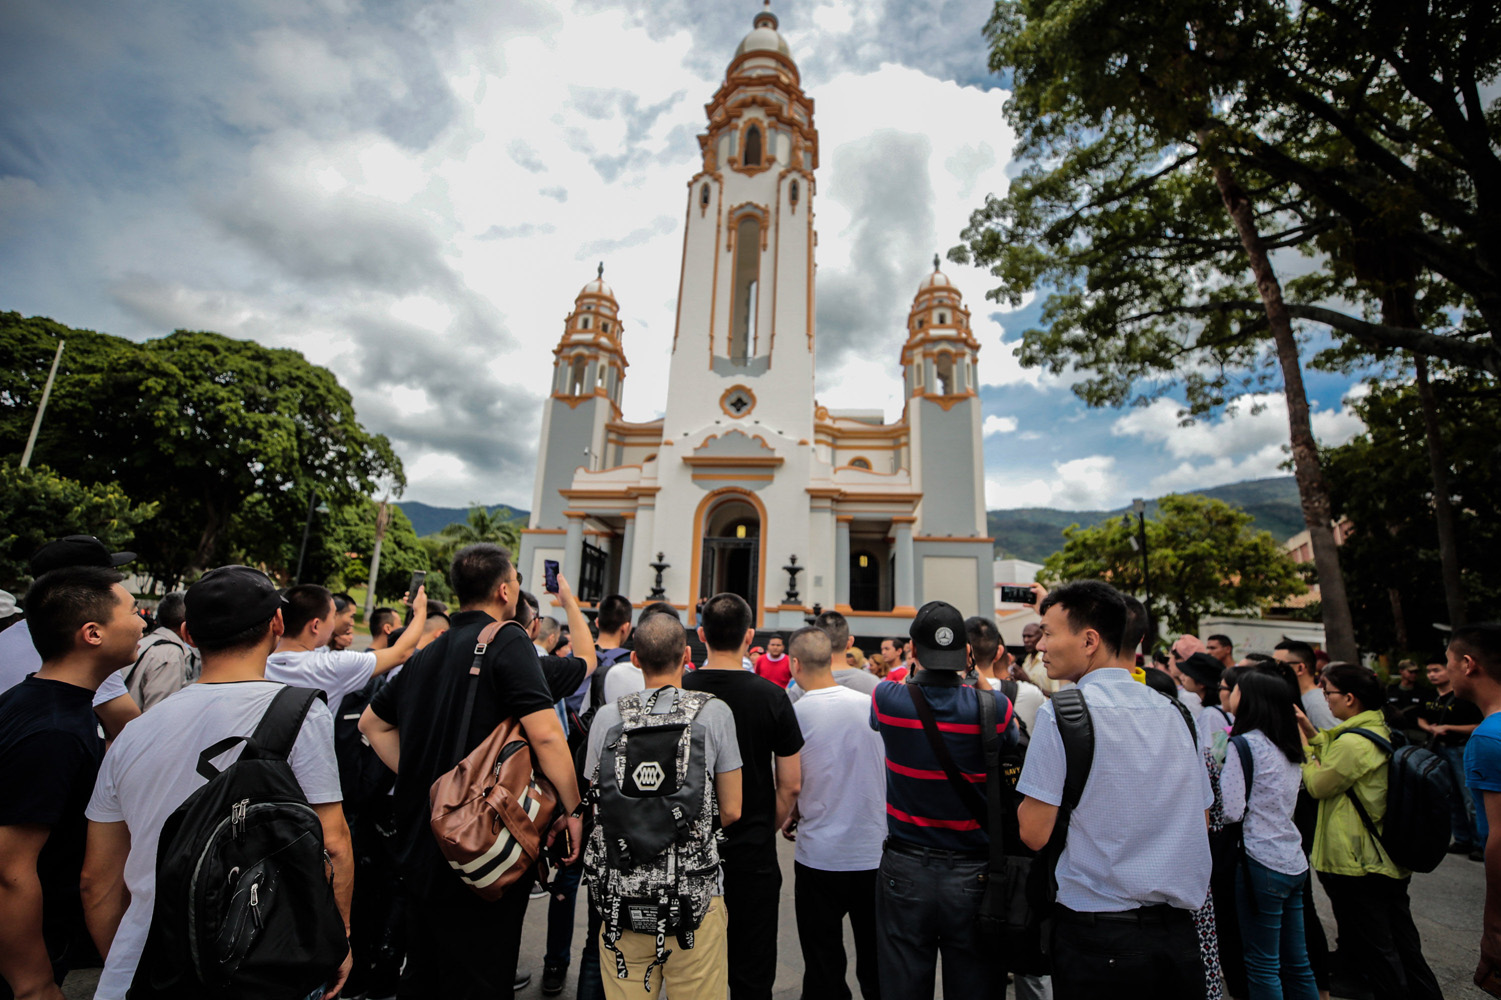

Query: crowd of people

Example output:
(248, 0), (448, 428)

(0, 532), (1498, 1000)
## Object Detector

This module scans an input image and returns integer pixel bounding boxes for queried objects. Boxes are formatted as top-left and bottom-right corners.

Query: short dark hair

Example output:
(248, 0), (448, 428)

(1142, 667), (1178, 700)
(194, 611), (278, 654)
(1274, 639), (1317, 674)
(885, 636), (907, 651)
(1037, 580), (1127, 657)
(964, 615), (1001, 666)
(639, 600), (680, 623)
(513, 590), (539, 629)
(634, 612), (687, 674)
(1242, 651), (1275, 664)
(597, 594), (633, 634)
(813, 609), (849, 652)
(1322, 662), (1385, 711)
(1206, 634), (1232, 648)
(536, 616), (561, 646)
(1451, 624), (1501, 683)
(1120, 595), (1148, 654)
(788, 626), (832, 671)
(369, 607), (399, 635)
(282, 584), (333, 637)
(155, 591), (188, 632)
(25, 567), (126, 661)
(700, 592), (752, 651)
(450, 544), (514, 606)
(1232, 670), (1304, 764)
(332, 592), (355, 613)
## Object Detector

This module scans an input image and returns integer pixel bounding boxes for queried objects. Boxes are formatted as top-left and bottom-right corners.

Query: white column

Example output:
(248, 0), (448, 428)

(618, 515), (636, 599)
(834, 516), (851, 608)
(563, 513), (585, 587)
(893, 517), (915, 610)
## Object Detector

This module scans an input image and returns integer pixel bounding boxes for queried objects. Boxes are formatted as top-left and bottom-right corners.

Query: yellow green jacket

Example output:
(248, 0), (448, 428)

(1301, 710), (1408, 879)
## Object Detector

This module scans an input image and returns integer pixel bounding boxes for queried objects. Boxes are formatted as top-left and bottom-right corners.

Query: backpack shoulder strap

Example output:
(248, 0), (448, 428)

(123, 639), (176, 688)
(1336, 728), (1394, 859)
(250, 686), (325, 760)
(1170, 697), (1198, 750)
(1344, 727), (1395, 756)
(907, 684), (989, 828)
(1229, 734), (1255, 799)
(1052, 687), (1094, 812)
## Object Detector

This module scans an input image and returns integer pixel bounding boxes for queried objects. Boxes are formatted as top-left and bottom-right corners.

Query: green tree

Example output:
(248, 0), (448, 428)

(0, 462), (158, 590)
(1040, 495), (1308, 637)
(421, 505), (524, 577)
(1323, 372), (1501, 654)
(298, 499), (434, 602)
(0, 313), (404, 582)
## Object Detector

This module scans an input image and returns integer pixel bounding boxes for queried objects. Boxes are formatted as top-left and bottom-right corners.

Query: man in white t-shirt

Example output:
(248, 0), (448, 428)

(0, 535), (143, 739)
(264, 583), (427, 709)
(81, 565), (351, 1000)
(784, 626), (885, 1000)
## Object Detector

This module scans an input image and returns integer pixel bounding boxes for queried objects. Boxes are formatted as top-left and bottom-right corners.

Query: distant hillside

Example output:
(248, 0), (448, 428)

(988, 476), (1303, 564)
(395, 501), (529, 538)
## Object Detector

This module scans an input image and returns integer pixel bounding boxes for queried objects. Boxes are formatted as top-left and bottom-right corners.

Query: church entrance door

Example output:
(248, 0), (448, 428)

(699, 498), (760, 615)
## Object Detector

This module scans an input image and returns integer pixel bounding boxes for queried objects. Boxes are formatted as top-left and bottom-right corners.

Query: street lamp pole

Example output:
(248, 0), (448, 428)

(1133, 497), (1154, 649)
(295, 489), (320, 585)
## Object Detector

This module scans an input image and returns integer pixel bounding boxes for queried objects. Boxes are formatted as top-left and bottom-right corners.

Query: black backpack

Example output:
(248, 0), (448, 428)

(334, 677), (394, 813)
(130, 687), (348, 1000)
(1339, 727), (1456, 874)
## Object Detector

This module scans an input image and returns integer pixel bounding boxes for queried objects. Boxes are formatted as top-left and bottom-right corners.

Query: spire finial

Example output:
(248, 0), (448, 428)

(597, 261), (604, 279)
(933, 252), (941, 271)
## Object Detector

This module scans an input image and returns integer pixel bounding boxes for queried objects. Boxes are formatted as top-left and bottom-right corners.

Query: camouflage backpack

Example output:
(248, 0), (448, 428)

(584, 686), (723, 993)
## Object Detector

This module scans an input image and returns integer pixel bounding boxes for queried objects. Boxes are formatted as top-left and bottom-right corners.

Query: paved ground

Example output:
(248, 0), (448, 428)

(62, 839), (1488, 998)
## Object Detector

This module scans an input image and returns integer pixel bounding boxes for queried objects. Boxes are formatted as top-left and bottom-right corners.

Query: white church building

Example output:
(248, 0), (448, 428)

(519, 8), (993, 634)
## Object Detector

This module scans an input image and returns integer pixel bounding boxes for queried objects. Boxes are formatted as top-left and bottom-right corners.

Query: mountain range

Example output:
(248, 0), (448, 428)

(396, 476), (1304, 566)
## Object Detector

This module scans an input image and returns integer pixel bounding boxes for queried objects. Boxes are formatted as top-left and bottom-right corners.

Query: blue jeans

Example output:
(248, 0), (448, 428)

(1234, 858), (1317, 1000)
(1439, 744), (1480, 848)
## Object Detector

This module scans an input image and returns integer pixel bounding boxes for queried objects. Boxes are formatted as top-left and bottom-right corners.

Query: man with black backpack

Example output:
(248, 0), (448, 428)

(869, 600), (1018, 998)
(80, 565), (350, 1000)
(1016, 581), (1213, 999)
(583, 611), (742, 998)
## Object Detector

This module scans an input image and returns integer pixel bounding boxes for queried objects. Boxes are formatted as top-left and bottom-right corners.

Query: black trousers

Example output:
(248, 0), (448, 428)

(398, 872), (532, 1000)
(793, 863), (880, 1000)
(721, 857), (782, 1000)
(1318, 871), (1441, 1000)
(347, 804), (405, 998)
(1049, 906), (1206, 1000)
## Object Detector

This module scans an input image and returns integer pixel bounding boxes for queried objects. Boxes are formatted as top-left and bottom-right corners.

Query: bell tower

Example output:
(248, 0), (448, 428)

(529, 265), (628, 530)
(663, 7), (818, 442)
(903, 257), (985, 537)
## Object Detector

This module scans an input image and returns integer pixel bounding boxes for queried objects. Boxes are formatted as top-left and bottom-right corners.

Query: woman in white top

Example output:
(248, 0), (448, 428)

(1221, 670), (1319, 1000)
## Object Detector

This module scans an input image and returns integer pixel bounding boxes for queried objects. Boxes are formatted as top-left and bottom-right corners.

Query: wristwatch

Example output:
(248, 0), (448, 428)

(569, 801), (587, 820)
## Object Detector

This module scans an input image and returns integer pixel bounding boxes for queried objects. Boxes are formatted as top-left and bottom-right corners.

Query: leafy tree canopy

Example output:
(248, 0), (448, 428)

(420, 505), (524, 580)
(1040, 494), (1308, 637)
(0, 463), (158, 591)
(0, 312), (404, 585)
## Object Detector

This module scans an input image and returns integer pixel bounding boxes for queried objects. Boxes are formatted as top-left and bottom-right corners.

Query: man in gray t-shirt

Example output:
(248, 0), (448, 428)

(788, 609), (880, 704)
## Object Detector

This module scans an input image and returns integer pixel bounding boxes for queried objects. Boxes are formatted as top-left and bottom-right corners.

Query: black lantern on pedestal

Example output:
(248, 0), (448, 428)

(648, 552), (670, 601)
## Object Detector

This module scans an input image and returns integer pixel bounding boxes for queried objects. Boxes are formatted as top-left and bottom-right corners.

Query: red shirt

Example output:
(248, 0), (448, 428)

(887, 665), (909, 685)
(754, 653), (791, 688)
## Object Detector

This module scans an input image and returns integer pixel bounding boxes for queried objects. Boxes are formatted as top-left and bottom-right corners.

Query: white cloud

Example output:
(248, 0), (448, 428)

(983, 414), (1018, 436)
(988, 455), (1121, 511)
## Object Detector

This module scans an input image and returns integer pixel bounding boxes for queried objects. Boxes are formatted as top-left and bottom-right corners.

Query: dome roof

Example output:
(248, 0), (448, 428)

(918, 255), (957, 294)
(579, 262), (615, 300)
(735, 10), (791, 58)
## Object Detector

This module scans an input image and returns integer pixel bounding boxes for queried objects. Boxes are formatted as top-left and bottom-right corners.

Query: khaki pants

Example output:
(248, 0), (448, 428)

(598, 897), (727, 1000)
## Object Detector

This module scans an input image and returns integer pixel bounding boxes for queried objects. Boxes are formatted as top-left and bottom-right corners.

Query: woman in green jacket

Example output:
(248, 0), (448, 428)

(1300, 663), (1441, 1000)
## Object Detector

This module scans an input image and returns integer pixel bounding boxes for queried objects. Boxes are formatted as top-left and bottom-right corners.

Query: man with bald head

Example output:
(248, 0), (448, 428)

(786, 626), (884, 999)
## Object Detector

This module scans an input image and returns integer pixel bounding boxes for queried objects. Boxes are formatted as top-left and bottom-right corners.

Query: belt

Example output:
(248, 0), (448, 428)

(1054, 903), (1190, 925)
(884, 837), (988, 862)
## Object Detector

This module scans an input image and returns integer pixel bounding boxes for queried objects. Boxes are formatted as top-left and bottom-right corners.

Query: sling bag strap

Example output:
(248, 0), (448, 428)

(907, 684), (989, 829)
(976, 677), (1004, 861)
(123, 639), (176, 690)
(448, 619), (530, 769)
(1338, 727), (1395, 861)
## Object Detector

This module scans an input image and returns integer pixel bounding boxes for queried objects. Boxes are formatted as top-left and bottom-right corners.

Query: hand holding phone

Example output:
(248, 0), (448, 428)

(543, 559), (559, 594)
(1000, 585), (1036, 605)
(404, 570), (427, 624)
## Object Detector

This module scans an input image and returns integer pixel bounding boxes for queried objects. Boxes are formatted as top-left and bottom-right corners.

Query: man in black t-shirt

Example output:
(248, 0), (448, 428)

(361, 544), (583, 1000)
(1419, 657), (1484, 854)
(683, 593), (803, 1000)
(0, 567), (144, 999)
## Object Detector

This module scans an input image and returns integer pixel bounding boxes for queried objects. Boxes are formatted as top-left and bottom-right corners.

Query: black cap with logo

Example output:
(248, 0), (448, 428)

(29, 535), (136, 577)
(908, 600), (969, 671)
(185, 566), (285, 645)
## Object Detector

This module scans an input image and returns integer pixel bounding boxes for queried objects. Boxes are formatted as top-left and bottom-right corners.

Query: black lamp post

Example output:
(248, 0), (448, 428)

(1123, 498), (1154, 648)
(648, 552), (670, 600)
(294, 490), (331, 585)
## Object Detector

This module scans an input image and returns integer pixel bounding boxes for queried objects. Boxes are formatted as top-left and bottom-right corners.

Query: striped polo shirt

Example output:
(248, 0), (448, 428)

(869, 674), (1017, 852)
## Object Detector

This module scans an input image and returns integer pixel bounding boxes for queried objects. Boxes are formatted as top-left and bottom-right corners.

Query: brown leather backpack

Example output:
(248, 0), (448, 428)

(429, 620), (559, 900)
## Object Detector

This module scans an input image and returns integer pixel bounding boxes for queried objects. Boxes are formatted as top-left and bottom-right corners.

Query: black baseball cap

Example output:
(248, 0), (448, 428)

(1178, 652), (1225, 689)
(909, 600), (969, 671)
(29, 535), (136, 577)
(185, 566), (285, 644)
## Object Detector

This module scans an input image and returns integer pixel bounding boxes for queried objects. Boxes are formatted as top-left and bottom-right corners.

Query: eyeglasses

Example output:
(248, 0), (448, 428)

(1323, 686), (1344, 697)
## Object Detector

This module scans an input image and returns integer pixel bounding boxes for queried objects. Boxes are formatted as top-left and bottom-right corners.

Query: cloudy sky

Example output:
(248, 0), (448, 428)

(0, 0), (1367, 513)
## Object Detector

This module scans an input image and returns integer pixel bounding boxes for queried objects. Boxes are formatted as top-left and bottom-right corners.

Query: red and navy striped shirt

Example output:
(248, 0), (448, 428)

(869, 675), (1017, 852)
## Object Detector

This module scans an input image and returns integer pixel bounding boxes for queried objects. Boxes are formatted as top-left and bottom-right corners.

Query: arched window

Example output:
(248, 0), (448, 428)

(849, 456), (872, 470)
(936, 352), (955, 395)
(730, 215), (761, 360)
(601, 321), (610, 333)
(743, 126), (762, 167)
(569, 357), (587, 396)
(789, 179), (799, 204)
(938, 312), (948, 324)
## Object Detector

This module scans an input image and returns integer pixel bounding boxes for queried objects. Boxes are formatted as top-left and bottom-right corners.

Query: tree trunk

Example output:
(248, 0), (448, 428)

(1412, 354), (1466, 627)
(192, 502), (226, 574)
(1209, 158), (1359, 662)
(1387, 585), (1410, 651)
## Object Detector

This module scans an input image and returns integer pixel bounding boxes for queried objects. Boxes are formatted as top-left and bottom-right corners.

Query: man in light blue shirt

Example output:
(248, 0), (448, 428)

(1016, 581), (1213, 1000)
